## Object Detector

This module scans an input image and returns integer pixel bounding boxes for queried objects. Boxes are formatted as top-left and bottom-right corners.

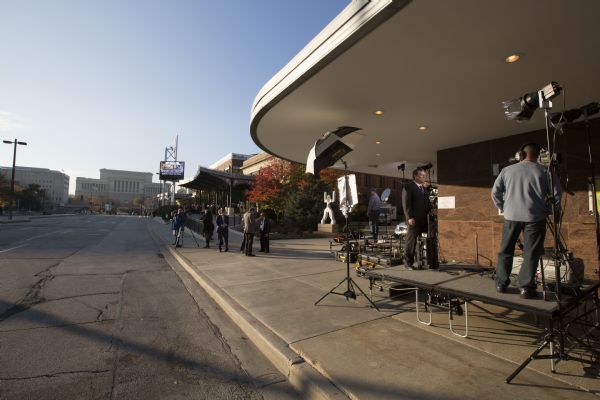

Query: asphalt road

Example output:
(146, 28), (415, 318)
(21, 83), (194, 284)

(0, 215), (298, 400)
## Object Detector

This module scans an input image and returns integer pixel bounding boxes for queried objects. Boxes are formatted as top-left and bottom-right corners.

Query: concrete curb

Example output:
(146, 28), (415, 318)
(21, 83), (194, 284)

(164, 242), (347, 399)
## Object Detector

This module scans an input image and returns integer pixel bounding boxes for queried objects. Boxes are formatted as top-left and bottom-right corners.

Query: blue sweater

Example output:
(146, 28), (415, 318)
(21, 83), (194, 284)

(491, 161), (561, 222)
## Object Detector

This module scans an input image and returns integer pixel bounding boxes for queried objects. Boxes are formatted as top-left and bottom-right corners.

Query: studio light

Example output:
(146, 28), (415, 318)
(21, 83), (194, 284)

(502, 82), (562, 121)
(306, 126), (360, 175)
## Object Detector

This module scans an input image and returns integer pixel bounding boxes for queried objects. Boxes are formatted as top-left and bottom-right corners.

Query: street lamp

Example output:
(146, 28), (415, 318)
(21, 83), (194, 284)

(2, 139), (27, 220)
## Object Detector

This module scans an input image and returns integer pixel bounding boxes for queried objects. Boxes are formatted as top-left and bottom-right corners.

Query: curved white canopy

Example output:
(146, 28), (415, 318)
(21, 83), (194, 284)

(251, 0), (600, 177)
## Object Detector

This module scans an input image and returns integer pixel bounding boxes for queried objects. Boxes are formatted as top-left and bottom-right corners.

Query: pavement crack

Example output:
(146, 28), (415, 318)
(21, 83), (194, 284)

(108, 272), (127, 400)
(45, 291), (120, 303)
(0, 369), (111, 381)
(0, 262), (60, 322)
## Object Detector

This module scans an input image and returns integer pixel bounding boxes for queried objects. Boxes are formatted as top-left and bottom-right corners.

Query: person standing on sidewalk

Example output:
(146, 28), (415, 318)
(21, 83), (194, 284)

(243, 207), (256, 256)
(367, 188), (381, 241)
(173, 208), (186, 248)
(492, 143), (561, 299)
(258, 212), (270, 253)
(202, 209), (214, 248)
(216, 208), (229, 252)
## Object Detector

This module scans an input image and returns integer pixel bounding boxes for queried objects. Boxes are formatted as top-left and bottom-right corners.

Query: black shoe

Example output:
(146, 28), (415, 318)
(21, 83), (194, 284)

(219, 247), (222, 252)
(520, 288), (538, 299)
(258, 249), (264, 252)
(247, 254), (255, 257)
(224, 248), (228, 252)
(265, 251), (269, 253)
(496, 284), (507, 293)
(203, 246), (209, 248)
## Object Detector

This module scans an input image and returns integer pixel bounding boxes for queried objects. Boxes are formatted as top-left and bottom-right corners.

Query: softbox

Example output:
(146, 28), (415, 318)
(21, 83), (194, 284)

(306, 126), (360, 175)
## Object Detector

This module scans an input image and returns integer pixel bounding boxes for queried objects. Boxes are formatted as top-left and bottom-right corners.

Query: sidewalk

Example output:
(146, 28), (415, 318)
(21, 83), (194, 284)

(147, 220), (599, 399)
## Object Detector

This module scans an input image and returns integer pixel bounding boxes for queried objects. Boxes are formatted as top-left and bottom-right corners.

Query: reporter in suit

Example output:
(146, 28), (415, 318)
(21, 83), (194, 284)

(216, 208), (229, 252)
(402, 167), (430, 267)
(258, 212), (271, 253)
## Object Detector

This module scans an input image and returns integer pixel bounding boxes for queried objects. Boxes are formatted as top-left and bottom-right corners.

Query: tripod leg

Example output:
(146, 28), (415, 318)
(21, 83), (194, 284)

(314, 277), (347, 305)
(348, 278), (380, 311)
(506, 337), (553, 383)
(539, 258), (548, 301)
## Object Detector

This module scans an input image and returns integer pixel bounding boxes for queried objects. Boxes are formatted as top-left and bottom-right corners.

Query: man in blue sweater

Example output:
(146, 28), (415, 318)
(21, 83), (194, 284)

(491, 143), (561, 299)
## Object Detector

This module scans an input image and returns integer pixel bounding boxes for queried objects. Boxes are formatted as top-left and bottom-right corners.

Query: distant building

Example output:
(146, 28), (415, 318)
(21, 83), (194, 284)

(209, 153), (254, 173)
(75, 169), (170, 208)
(240, 152), (275, 176)
(0, 166), (69, 206)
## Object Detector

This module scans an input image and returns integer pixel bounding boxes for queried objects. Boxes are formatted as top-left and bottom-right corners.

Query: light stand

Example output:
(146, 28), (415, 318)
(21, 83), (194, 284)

(315, 161), (379, 310)
(582, 106), (600, 282)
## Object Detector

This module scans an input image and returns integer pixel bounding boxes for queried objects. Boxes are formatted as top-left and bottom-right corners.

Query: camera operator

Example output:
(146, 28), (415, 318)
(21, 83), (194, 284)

(491, 143), (561, 299)
(402, 167), (430, 268)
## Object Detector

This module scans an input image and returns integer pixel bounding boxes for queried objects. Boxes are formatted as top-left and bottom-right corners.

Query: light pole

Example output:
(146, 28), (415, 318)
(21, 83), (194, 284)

(2, 139), (27, 220)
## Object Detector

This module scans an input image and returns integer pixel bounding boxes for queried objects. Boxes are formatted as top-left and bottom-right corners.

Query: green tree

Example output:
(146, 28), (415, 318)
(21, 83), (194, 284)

(284, 174), (334, 231)
(17, 184), (48, 211)
(0, 174), (9, 206)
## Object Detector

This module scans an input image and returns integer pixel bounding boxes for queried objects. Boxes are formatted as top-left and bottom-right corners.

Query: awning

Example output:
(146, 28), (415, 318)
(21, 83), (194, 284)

(180, 166), (255, 191)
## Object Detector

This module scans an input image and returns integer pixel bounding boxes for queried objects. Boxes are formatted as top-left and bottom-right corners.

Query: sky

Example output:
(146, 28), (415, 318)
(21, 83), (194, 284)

(0, 0), (349, 193)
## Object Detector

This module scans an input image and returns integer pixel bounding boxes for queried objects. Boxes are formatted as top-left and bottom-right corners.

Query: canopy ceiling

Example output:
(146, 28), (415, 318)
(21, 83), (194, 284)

(250, 0), (600, 177)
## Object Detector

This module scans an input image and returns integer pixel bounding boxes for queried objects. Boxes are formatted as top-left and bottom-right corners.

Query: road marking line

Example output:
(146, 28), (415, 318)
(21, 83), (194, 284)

(0, 244), (27, 253)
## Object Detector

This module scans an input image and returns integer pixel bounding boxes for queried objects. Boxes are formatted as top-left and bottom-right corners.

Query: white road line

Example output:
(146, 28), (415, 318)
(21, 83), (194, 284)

(0, 244), (27, 253)
(0, 229), (66, 253)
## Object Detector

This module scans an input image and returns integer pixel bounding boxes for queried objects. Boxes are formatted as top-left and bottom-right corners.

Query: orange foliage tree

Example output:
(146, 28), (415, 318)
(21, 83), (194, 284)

(247, 159), (292, 222)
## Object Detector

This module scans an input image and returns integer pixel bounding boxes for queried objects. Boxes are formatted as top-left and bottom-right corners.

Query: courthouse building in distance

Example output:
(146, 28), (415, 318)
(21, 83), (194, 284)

(0, 166), (69, 206)
(75, 168), (167, 208)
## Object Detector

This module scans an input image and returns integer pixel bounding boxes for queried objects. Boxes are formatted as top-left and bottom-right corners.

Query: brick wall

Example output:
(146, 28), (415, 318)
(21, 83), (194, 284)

(437, 118), (600, 278)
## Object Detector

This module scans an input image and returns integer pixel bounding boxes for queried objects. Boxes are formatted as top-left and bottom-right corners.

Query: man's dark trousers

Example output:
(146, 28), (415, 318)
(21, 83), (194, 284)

(369, 210), (379, 240)
(260, 233), (269, 253)
(218, 228), (228, 250)
(495, 220), (546, 289)
(244, 233), (254, 256)
(404, 222), (427, 267)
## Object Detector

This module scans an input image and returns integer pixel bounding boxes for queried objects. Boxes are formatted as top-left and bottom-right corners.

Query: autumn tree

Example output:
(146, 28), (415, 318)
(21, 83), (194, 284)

(247, 159), (292, 222)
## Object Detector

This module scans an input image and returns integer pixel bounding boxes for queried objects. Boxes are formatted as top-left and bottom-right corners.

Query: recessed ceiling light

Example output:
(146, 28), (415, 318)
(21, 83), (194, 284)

(418, 126), (428, 131)
(505, 54), (521, 63)
(375, 140), (381, 144)
(374, 110), (384, 116)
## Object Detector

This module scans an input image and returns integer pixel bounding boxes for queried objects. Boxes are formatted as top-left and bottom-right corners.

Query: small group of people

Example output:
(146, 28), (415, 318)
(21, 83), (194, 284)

(391, 142), (559, 301)
(241, 207), (270, 256)
(171, 206), (271, 256)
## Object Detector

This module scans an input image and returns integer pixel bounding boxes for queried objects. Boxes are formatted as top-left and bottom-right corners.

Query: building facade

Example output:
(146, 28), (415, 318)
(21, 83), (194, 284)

(0, 166), (69, 206)
(209, 153), (254, 173)
(75, 169), (169, 208)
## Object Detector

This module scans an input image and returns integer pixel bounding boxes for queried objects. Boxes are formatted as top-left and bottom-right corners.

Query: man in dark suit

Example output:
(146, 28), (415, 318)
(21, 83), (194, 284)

(402, 167), (430, 268)
(216, 208), (229, 252)
(258, 212), (271, 253)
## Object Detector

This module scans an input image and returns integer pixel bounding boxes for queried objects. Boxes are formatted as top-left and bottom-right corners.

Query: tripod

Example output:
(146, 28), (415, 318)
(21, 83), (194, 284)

(315, 164), (379, 310)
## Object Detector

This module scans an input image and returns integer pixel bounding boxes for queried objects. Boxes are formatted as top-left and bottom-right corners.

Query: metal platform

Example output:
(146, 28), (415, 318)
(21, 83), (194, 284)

(365, 264), (600, 383)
